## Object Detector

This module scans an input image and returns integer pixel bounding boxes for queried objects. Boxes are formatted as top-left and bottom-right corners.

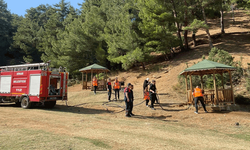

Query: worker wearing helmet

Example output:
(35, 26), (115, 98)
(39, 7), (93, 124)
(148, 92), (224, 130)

(149, 80), (157, 110)
(113, 77), (120, 100)
(143, 78), (150, 98)
(192, 86), (208, 114)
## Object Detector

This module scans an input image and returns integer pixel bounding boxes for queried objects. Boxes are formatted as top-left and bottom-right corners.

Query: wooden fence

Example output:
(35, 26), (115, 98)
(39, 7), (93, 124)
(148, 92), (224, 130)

(187, 89), (233, 105)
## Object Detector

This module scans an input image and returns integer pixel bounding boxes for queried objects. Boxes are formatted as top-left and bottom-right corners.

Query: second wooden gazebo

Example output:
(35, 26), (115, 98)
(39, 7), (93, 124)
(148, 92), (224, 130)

(180, 59), (236, 106)
(79, 64), (110, 91)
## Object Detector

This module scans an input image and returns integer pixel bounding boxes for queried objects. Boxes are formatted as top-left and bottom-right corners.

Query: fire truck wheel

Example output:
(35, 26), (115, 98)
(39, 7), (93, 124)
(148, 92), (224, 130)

(44, 101), (56, 108)
(21, 97), (32, 109)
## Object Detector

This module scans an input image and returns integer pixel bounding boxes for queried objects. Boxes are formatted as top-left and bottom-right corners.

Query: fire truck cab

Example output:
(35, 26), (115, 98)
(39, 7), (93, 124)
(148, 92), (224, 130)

(0, 62), (68, 109)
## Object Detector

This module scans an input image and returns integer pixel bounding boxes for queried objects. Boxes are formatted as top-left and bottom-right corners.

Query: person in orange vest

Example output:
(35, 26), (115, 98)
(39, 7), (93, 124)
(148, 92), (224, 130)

(92, 76), (98, 95)
(144, 88), (150, 107)
(192, 86), (208, 114)
(113, 77), (120, 100)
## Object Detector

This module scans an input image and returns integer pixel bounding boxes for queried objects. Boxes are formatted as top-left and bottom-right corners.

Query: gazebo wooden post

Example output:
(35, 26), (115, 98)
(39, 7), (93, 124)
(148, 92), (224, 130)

(91, 69), (93, 91)
(105, 70), (107, 90)
(185, 74), (188, 102)
(213, 71), (218, 105)
(82, 72), (84, 89)
(85, 72), (88, 90)
(189, 75), (193, 104)
(200, 75), (204, 89)
(229, 71), (235, 104)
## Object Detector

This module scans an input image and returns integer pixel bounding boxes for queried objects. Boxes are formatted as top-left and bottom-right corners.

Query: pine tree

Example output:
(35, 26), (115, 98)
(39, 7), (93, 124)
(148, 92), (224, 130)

(137, 0), (180, 55)
(0, 0), (14, 65)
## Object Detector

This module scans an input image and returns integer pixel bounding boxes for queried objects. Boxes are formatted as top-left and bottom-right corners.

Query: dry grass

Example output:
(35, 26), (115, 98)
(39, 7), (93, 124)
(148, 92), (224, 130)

(1, 87), (250, 150)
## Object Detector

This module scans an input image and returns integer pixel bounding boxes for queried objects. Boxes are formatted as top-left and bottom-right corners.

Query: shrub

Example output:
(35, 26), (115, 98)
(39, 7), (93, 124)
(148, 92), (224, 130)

(235, 94), (250, 105)
(203, 47), (243, 89)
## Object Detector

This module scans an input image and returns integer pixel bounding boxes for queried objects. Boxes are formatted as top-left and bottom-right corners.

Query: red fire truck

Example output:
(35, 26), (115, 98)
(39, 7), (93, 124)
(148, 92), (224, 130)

(0, 62), (68, 109)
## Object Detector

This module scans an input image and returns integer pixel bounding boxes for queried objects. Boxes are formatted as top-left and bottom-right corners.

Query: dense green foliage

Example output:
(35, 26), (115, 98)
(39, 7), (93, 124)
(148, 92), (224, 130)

(1, 0), (250, 77)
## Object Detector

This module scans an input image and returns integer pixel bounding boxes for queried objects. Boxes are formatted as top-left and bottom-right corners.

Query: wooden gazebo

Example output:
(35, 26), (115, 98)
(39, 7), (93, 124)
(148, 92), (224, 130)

(180, 59), (236, 106)
(79, 64), (110, 91)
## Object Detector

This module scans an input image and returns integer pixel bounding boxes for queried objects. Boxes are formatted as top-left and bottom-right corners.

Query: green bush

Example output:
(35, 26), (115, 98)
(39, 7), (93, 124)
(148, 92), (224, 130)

(203, 47), (243, 89)
(235, 94), (250, 105)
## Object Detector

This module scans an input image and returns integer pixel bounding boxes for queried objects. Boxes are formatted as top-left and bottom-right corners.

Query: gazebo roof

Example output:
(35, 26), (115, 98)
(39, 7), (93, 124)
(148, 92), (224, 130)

(180, 59), (236, 75)
(79, 64), (110, 73)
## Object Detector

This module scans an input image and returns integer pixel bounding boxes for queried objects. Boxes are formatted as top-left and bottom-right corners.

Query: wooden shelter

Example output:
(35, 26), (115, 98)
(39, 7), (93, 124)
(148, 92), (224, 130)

(79, 64), (110, 91)
(180, 59), (236, 106)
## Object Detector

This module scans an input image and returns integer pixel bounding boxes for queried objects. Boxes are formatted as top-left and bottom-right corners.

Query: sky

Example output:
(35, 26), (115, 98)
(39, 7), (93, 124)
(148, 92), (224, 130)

(6, 0), (83, 16)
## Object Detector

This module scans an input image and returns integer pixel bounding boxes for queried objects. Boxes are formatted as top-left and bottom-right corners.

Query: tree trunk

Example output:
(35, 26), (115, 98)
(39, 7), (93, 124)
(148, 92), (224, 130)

(220, 1), (225, 34)
(184, 0), (189, 50)
(141, 62), (145, 70)
(171, 0), (184, 51)
(192, 32), (197, 47)
(201, 1), (213, 49)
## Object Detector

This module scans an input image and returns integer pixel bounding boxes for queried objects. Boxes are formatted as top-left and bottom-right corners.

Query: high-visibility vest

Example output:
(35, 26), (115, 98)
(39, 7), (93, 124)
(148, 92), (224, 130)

(114, 81), (120, 89)
(92, 79), (98, 86)
(193, 88), (203, 97)
(144, 92), (150, 100)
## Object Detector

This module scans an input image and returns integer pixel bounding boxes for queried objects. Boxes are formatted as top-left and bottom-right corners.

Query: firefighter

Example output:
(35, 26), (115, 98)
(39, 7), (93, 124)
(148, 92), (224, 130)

(143, 78), (150, 90)
(192, 86), (208, 114)
(124, 83), (132, 117)
(113, 77), (120, 100)
(149, 80), (157, 110)
(92, 76), (98, 94)
(107, 78), (112, 102)
(129, 84), (135, 116)
(144, 88), (150, 107)
(143, 78), (150, 97)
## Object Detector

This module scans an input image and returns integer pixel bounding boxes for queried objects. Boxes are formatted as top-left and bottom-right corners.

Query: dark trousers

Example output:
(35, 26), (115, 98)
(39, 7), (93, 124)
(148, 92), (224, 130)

(150, 94), (156, 108)
(108, 89), (111, 100)
(115, 89), (119, 100)
(130, 100), (134, 113)
(194, 97), (207, 112)
(94, 86), (97, 94)
(125, 100), (132, 115)
(146, 99), (149, 105)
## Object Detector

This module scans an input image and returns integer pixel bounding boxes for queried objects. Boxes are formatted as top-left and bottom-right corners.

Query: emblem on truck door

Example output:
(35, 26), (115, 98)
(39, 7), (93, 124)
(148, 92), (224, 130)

(16, 89), (22, 92)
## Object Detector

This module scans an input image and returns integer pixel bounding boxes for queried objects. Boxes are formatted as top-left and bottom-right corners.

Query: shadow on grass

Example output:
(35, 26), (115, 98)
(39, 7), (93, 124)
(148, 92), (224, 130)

(0, 103), (112, 114)
(132, 114), (179, 122)
(45, 104), (113, 114)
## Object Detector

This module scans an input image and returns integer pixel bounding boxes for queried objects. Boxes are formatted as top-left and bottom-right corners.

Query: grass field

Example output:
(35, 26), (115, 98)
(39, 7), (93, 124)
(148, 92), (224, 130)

(1, 88), (250, 150)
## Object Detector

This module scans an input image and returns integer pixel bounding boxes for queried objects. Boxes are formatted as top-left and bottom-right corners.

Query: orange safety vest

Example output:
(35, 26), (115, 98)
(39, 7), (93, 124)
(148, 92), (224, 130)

(144, 92), (150, 100)
(114, 81), (120, 89)
(193, 88), (203, 97)
(92, 79), (98, 86)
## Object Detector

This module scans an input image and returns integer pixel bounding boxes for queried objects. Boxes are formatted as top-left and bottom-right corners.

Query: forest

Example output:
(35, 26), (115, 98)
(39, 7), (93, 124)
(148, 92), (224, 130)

(1, 0), (250, 77)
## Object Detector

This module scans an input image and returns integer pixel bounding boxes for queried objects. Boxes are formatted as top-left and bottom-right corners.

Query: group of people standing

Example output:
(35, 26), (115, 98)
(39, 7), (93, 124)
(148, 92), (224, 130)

(143, 78), (157, 110)
(93, 76), (207, 117)
(92, 76), (120, 101)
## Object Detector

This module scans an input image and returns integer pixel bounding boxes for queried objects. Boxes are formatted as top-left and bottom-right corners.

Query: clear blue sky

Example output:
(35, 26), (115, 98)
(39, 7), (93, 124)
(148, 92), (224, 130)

(6, 0), (83, 16)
